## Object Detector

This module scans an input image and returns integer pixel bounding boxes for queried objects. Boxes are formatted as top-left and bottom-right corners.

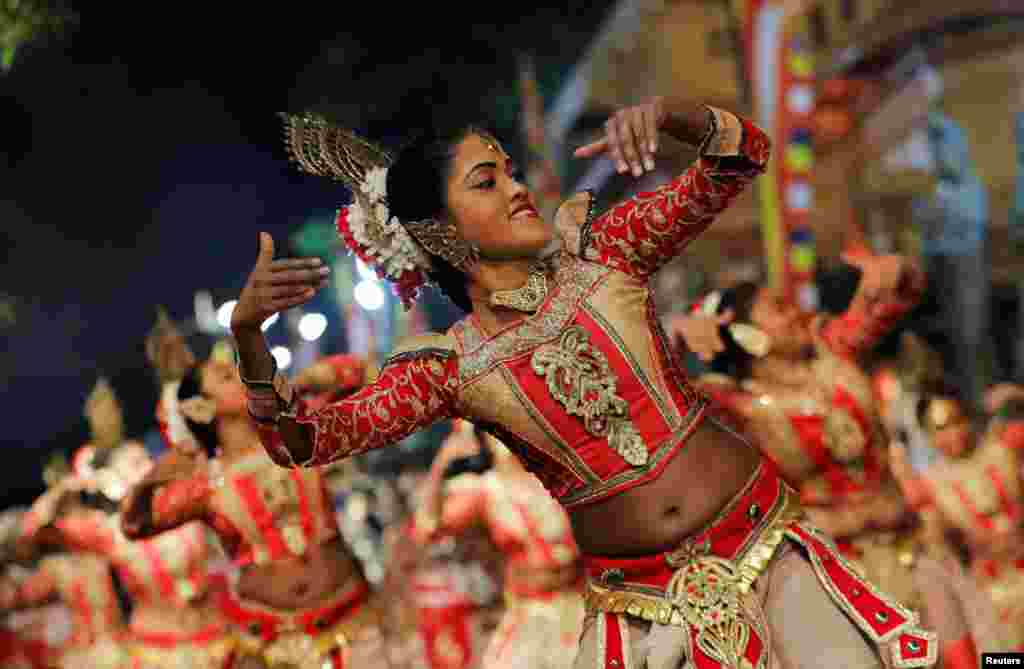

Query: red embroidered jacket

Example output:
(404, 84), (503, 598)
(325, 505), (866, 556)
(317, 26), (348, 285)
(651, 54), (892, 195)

(259, 107), (770, 509)
(701, 298), (920, 507)
(47, 510), (214, 611)
(16, 554), (122, 648)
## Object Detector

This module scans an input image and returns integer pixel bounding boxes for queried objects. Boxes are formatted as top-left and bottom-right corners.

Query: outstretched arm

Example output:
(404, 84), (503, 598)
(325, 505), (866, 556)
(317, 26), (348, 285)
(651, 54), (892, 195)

(574, 101), (770, 278)
(231, 234), (458, 467)
(411, 429), (488, 543)
(120, 449), (210, 539)
(820, 253), (925, 359)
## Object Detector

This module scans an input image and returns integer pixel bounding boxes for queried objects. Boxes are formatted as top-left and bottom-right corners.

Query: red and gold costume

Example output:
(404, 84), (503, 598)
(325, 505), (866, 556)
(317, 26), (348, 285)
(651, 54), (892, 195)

(141, 445), (386, 669)
(43, 510), (234, 669)
(403, 525), (495, 669)
(412, 427), (584, 669)
(898, 413), (1024, 654)
(259, 108), (935, 668)
(11, 553), (127, 669)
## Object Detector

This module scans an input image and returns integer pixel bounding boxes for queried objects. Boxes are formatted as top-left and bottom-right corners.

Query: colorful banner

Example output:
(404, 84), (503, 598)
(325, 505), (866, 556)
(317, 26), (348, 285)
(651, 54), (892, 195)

(745, 1), (817, 308)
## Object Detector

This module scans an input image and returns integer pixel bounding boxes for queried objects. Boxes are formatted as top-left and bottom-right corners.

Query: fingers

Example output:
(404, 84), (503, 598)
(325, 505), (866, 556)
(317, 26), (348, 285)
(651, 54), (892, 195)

(633, 107), (655, 172)
(266, 287), (318, 313)
(604, 117), (627, 174)
(257, 232), (275, 266)
(266, 265), (330, 286)
(643, 104), (659, 155)
(270, 258), (323, 271)
(573, 138), (608, 158)
(617, 112), (643, 177)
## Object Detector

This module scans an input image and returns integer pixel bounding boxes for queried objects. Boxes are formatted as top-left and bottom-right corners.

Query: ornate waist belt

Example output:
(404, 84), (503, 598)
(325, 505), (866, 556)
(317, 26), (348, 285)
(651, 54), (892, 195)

(583, 461), (797, 627)
(582, 461), (938, 669)
(217, 576), (372, 643)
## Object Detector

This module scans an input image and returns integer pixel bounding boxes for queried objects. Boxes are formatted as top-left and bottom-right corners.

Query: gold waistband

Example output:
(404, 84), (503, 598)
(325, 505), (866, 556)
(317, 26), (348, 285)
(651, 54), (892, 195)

(584, 486), (802, 628)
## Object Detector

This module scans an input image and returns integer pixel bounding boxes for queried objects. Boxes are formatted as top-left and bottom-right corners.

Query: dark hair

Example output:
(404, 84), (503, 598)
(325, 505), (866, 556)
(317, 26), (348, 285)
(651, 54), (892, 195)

(709, 281), (760, 380)
(441, 426), (495, 479)
(386, 124), (499, 314)
(177, 365), (219, 457)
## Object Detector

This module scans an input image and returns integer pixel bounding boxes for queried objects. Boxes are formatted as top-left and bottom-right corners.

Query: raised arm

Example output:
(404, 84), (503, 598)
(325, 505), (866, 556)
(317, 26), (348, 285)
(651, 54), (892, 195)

(230, 234), (459, 467)
(120, 449), (210, 539)
(820, 253), (925, 359)
(573, 102), (770, 278)
(252, 341), (460, 468)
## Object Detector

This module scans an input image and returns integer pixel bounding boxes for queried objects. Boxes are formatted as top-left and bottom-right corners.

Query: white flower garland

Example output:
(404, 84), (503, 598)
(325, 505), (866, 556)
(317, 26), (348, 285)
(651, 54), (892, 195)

(346, 166), (432, 278)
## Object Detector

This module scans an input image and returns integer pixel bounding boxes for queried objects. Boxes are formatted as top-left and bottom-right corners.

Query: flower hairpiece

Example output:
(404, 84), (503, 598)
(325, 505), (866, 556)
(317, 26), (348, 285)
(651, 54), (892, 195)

(336, 166), (435, 309)
(696, 291), (772, 358)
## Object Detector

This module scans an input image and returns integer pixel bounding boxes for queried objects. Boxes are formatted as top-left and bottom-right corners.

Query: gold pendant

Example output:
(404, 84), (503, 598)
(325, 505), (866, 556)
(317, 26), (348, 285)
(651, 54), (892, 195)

(489, 270), (549, 313)
(531, 325), (648, 466)
(666, 555), (757, 669)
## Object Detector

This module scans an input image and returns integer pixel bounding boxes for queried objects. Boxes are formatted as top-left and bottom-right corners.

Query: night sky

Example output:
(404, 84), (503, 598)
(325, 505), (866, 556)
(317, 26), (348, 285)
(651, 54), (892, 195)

(0, 3), (616, 506)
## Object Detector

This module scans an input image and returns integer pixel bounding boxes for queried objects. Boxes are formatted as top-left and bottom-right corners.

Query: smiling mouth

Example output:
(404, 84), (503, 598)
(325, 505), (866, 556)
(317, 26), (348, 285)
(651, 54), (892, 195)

(511, 206), (539, 219)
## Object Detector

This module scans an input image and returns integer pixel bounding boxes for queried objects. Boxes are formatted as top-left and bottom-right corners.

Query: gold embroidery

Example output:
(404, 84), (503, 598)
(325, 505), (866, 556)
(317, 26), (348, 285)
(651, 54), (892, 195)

(456, 256), (608, 381)
(531, 326), (647, 467)
(489, 267), (549, 313)
(665, 555), (756, 669)
(823, 408), (867, 463)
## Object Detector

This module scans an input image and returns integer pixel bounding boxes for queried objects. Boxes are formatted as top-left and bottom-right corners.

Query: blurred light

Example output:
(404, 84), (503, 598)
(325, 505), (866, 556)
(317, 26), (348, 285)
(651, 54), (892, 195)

(298, 313), (328, 342)
(261, 313), (279, 332)
(355, 258), (378, 282)
(354, 280), (386, 311)
(787, 85), (814, 115)
(216, 300), (237, 329)
(271, 346), (292, 370)
(786, 182), (813, 212)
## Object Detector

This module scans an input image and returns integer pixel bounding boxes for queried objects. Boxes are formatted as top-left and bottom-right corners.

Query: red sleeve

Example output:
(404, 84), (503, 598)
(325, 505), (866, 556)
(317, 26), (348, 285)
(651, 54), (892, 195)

(819, 261), (924, 359)
(320, 354), (368, 392)
(258, 350), (460, 467)
(583, 109), (769, 279)
(52, 511), (116, 555)
(15, 570), (56, 607)
(1000, 421), (1024, 451)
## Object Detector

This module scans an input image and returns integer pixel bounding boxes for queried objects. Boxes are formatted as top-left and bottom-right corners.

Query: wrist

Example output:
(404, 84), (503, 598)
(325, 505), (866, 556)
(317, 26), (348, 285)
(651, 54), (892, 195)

(663, 103), (714, 147)
(230, 322), (264, 337)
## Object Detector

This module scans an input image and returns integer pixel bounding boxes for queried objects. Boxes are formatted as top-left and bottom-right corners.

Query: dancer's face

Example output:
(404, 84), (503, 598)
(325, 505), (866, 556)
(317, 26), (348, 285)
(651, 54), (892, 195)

(749, 288), (812, 355)
(200, 360), (247, 416)
(926, 397), (972, 457)
(445, 134), (553, 261)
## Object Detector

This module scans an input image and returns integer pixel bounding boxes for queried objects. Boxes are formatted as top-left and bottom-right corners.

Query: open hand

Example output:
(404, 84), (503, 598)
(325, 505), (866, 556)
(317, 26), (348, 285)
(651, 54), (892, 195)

(842, 252), (924, 308)
(574, 98), (668, 177)
(230, 232), (330, 332)
(666, 311), (734, 363)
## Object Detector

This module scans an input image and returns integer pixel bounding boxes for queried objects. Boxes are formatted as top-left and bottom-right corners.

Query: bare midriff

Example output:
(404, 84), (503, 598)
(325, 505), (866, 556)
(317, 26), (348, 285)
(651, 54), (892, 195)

(129, 597), (222, 638)
(234, 537), (362, 611)
(569, 419), (761, 556)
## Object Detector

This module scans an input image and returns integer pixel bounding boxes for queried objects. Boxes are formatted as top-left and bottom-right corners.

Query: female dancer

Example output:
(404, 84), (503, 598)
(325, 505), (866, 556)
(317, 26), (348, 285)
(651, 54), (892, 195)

(13, 471), (128, 669)
(411, 420), (584, 669)
(120, 353), (393, 669)
(28, 443), (235, 669)
(891, 381), (1024, 656)
(230, 98), (935, 667)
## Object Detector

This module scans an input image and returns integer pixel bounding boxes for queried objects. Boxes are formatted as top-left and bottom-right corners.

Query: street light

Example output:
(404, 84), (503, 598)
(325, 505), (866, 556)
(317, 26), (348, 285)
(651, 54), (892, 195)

(298, 313), (328, 342)
(216, 300), (237, 329)
(354, 280), (386, 311)
(271, 346), (292, 371)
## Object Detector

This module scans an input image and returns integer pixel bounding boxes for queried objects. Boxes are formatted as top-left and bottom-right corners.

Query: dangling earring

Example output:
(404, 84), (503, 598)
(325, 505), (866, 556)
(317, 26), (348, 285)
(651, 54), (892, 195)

(403, 219), (479, 271)
(697, 291), (772, 357)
